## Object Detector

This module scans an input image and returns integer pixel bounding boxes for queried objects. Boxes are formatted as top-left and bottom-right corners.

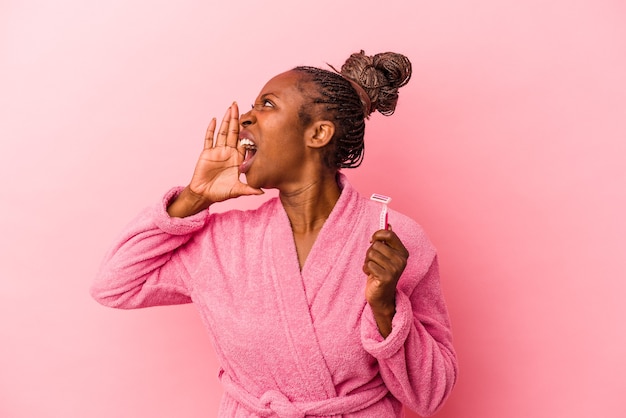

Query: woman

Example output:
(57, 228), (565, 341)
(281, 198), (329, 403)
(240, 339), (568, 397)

(91, 50), (457, 417)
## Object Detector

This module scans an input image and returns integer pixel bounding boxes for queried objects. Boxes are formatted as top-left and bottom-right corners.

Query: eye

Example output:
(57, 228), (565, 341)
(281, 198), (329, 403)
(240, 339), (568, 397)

(251, 98), (275, 110)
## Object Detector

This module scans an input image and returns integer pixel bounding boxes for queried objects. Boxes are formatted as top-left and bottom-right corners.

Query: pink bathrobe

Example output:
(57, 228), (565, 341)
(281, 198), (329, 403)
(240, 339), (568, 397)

(91, 174), (457, 417)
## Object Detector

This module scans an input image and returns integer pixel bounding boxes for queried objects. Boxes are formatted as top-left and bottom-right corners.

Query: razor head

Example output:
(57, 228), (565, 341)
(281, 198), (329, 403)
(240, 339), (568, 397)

(370, 193), (392, 205)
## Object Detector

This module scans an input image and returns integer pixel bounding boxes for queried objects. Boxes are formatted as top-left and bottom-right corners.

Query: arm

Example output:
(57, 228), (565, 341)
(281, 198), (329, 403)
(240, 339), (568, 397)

(362, 230), (458, 416)
(91, 103), (262, 308)
(90, 188), (208, 309)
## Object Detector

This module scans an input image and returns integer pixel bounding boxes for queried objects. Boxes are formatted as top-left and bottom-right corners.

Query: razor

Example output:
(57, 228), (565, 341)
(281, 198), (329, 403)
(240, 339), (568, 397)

(370, 193), (392, 230)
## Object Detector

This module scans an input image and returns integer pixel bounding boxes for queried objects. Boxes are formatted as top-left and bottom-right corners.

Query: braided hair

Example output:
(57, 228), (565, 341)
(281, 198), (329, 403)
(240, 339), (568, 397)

(293, 50), (412, 168)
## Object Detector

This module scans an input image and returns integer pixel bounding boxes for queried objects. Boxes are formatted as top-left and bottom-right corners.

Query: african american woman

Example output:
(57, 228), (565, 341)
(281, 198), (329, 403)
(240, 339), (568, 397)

(91, 50), (458, 417)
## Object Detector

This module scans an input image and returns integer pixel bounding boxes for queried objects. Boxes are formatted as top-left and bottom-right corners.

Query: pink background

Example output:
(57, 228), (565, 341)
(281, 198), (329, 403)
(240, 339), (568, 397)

(1, 0), (625, 417)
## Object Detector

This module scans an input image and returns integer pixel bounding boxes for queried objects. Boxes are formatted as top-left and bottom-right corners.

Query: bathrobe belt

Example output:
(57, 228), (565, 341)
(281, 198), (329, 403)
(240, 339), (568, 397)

(219, 370), (389, 418)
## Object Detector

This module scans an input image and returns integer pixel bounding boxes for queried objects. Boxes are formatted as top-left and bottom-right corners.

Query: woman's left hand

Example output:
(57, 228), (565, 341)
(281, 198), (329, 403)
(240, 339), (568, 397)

(363, 226), (409, 337)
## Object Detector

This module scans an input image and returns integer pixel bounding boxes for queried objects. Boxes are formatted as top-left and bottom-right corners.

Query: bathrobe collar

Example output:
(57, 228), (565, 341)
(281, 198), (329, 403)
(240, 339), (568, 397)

(264, 172), (367, 400)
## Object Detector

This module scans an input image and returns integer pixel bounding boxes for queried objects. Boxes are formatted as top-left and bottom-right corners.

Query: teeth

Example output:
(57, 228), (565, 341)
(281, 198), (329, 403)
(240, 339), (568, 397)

(238, 138), (256, 148)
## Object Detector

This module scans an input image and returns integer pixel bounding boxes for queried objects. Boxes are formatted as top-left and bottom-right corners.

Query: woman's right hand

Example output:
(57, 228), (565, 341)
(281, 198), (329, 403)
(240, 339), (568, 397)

(167, 102), (263, 218)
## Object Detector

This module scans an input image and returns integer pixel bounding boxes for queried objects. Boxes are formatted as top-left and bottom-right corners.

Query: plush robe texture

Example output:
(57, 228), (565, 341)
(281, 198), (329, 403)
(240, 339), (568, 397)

(91, 174), (458, 417)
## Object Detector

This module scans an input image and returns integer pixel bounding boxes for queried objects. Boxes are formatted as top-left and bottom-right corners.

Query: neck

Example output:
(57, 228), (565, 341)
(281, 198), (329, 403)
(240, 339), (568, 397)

(279, 171), (341, 234)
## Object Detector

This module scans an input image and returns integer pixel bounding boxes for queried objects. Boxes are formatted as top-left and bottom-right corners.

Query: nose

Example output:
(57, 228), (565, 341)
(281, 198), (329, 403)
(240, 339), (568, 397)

(240, 108), (255, 128)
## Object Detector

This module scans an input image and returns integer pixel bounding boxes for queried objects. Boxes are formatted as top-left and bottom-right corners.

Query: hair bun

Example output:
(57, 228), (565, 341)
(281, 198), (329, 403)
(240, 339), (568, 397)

(340, 50), (412, 116)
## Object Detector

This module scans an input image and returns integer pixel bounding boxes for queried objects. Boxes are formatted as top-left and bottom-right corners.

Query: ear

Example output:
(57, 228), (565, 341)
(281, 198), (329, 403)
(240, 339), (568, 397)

(306, 120), (335, 149)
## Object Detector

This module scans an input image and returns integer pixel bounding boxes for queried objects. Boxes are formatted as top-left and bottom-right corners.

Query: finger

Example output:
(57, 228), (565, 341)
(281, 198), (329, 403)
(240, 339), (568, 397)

(204, 118), (217, 149)
(372, 240), (407, 262)
(365, 239), (408, 276)
(363, 260), (388, 279)
(215, 106), (231, 147)
(233, 182), (265, 197)
(365, 244), (394, 272)
(226, 102), (239, 148)
(370, 229), (391, 243)
(371, 229), (409, 258)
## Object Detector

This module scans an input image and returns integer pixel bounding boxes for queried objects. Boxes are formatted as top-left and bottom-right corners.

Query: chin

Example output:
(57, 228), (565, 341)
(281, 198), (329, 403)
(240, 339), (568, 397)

(242, 172), (263, 190)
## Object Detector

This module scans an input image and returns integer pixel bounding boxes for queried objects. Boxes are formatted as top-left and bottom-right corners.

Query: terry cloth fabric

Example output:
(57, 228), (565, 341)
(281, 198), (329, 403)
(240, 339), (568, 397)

(91, 173), (458, 417)
(219, 369), (388, 418)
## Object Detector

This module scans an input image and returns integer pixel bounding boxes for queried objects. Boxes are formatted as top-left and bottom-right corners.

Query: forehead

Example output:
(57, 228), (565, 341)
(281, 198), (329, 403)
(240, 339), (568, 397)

(257, 70), (312, 100)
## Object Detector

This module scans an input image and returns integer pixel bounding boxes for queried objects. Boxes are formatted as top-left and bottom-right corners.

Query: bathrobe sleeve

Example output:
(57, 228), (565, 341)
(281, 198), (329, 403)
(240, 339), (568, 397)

(90, 187), (208, 309)
(360, 224), (458, 417)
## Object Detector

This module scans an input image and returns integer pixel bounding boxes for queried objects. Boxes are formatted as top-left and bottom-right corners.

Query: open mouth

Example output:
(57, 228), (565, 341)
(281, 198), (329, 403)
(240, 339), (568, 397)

(238, 138), (257, 173)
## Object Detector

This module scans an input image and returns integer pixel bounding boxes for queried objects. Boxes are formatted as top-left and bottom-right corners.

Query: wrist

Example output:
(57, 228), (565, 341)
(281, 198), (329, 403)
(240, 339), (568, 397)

(369, 294), (396, 318)
(371, 304), (396, 320)
(167, 186), (213, 218)
(368, 299), (396, 339)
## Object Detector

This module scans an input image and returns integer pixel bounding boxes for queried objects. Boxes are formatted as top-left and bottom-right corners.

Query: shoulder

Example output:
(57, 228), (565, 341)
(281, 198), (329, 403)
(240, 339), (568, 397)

(388, 208), (435, 256)
(381, 205), (438, 290)
(345, 178), (436, 260)
(359, 195), (434, 250)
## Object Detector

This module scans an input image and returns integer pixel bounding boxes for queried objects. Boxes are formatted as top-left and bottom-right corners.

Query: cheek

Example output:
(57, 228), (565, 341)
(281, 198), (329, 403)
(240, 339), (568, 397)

(271, 130), (304, 152)
(260, 111), (306, 156)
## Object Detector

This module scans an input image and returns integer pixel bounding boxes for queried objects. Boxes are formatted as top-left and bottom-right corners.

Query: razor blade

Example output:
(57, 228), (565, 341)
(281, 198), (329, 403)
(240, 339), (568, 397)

(370, 193), (391, 230)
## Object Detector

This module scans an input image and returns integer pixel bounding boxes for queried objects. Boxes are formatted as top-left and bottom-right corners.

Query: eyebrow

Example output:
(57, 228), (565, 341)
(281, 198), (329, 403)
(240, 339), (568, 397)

(261, 93), (280, 100)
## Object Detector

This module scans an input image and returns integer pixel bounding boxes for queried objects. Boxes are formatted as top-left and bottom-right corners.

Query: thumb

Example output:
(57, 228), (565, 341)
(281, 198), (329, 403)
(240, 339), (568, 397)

(237, 183), (264, 197)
